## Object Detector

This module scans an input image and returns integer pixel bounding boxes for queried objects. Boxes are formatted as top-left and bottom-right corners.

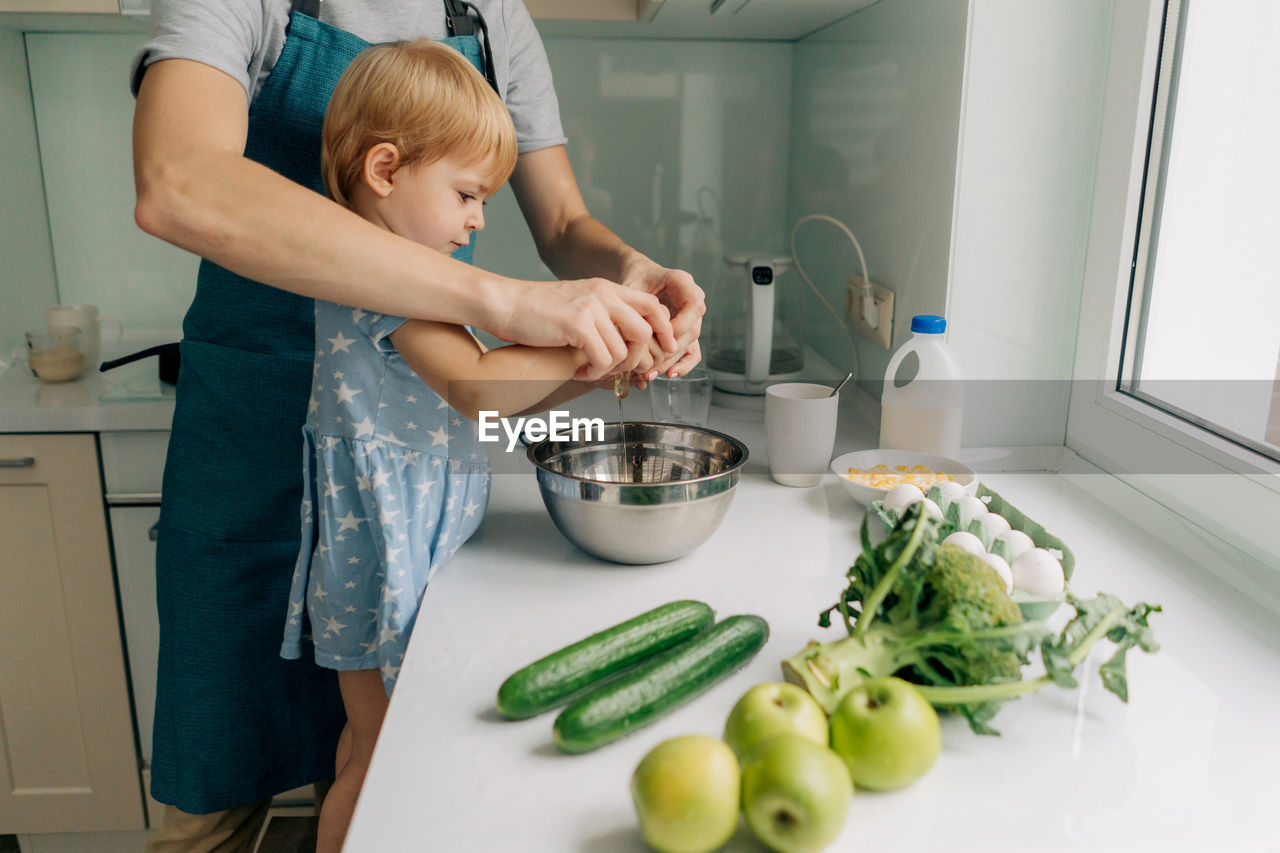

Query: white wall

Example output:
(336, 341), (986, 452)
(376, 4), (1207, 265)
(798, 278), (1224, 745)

(946, 0), (1113, 446)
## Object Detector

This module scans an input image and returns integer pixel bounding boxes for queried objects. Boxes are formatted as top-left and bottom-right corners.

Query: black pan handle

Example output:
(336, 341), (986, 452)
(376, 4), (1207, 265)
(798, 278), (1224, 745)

(100, 342), (181, 385)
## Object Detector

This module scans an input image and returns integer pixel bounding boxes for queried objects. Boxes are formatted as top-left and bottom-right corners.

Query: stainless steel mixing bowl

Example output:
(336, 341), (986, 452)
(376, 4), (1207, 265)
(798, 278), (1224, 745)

(526, 421), (749, 564)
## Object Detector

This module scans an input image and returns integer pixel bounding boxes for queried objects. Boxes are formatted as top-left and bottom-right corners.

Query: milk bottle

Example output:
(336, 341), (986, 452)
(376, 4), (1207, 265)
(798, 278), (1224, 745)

(879, 315), (964, 458)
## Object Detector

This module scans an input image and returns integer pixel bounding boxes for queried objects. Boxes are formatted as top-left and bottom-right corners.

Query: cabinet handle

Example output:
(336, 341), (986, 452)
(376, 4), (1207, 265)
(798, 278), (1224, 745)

(149, 522), (160, 542)
(0, 457), (35, 468)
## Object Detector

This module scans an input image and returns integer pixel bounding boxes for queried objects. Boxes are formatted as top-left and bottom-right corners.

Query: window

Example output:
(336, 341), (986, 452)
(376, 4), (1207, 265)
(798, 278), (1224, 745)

(1068, 0), (1280, 581)
(1122, 0), (1280, 462)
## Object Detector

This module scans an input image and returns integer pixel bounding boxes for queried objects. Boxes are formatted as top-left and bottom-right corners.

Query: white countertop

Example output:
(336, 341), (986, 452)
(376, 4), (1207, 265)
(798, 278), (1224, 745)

(0, 330), (179, 433)
(343, 405), (1280, 853)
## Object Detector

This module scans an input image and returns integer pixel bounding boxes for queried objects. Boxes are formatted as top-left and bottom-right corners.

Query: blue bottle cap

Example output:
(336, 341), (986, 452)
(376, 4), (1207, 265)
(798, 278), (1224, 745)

(911, 314), (946, 334)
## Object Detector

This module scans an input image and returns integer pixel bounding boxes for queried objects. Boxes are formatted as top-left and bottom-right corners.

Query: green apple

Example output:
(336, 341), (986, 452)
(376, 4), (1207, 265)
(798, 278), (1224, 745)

(828, 676), (940, 791)
(740, 735), (852, 853)
(631, 735), (740, 853)
(723, 682), (829, 761)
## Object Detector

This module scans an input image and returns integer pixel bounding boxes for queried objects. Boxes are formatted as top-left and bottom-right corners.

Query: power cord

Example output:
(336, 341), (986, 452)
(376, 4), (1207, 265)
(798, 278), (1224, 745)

(789, 213), (870, 384)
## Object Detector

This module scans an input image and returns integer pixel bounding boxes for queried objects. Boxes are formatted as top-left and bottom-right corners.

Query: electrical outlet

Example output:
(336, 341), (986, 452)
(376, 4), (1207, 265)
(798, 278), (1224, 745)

(845, 274), (894, 350)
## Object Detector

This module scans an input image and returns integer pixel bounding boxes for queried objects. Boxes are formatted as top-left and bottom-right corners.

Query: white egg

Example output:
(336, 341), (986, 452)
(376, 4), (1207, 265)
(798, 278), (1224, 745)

(920, 497), (944, 521)
(942, 531), (986, 556)
(982, 513), (1012, 539)
(994, 529), (1035, 561)
(883, 483), (926, 512)
(957, 496), (988, 527)
(1011, 548), (1065, 597)
(936, 480), (968, 505)
(980, 552), (1014, 594)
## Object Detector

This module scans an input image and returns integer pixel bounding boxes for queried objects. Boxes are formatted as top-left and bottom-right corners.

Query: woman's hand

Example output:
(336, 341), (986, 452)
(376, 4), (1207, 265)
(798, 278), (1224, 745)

(617, 260), (706, 381)
(493, 277), (672, 381)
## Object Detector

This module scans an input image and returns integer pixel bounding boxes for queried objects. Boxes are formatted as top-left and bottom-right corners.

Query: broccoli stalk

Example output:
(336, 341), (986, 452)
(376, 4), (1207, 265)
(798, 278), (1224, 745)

(782, 503), (1161, 734)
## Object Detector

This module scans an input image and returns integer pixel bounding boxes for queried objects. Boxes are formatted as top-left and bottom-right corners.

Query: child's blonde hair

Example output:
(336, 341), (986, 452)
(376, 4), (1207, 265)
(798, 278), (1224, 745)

(322, 39), (517, 206)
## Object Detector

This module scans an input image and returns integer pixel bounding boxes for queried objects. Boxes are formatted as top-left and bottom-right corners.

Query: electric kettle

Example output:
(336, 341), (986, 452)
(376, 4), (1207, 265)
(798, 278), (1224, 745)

(705, 254), (804, 406)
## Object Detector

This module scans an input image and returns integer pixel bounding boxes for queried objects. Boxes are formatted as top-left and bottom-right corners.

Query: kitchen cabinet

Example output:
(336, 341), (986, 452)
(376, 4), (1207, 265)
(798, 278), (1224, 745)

(0, 434), (145, 835)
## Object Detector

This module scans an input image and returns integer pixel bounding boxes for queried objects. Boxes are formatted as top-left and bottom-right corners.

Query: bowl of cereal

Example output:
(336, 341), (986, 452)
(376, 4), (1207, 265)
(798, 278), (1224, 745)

(829, 449), (977, 507)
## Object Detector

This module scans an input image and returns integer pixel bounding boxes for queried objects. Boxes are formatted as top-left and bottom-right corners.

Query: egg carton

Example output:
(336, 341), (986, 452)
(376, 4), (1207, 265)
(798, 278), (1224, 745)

(870, 483), (1076, 621)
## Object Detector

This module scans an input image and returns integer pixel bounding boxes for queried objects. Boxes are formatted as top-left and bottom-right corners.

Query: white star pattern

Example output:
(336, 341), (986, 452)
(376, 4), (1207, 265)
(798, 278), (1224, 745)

(328, 331), (356, 353)
(427, 425), (449, 447)
(283, 300), (496, 694)
(335, 511), (365, 532)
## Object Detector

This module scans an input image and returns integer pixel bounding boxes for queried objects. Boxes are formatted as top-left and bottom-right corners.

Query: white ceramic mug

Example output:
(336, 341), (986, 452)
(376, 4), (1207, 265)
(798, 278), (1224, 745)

(46, 303), (123, 370)
(764, 382), (840, 487)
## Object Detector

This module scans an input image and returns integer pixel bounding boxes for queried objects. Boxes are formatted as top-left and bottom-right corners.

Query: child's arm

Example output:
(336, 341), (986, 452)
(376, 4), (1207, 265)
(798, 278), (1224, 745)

(506, 380), (597, 418)
(389, 319), (592, 420)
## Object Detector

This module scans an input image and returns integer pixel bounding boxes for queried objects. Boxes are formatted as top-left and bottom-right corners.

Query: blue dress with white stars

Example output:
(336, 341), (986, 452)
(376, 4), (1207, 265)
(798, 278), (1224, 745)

(280, 300), (490, 694)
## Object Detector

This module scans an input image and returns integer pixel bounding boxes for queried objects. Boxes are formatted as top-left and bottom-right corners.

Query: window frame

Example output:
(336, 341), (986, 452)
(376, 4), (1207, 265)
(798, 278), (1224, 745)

(1066, 0), (1280, 575)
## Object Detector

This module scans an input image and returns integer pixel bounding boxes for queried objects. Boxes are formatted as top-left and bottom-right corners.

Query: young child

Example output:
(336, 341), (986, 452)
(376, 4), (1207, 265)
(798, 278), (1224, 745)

(279, 39), (597, 853)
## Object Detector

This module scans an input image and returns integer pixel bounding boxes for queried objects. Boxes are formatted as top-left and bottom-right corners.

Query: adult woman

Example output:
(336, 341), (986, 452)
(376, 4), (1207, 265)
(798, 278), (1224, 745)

(130, 1), (704, 848)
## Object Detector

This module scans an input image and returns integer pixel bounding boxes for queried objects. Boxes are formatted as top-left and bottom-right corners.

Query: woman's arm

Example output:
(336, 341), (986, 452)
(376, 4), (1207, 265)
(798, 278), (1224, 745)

(131, 59), (670, 378)
(388, 321), (590, 421)
(509, 146), (706, 381)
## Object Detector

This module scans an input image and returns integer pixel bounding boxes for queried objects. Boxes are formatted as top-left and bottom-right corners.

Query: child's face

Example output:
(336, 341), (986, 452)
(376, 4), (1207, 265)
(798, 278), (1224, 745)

(377, 152), (499, 254)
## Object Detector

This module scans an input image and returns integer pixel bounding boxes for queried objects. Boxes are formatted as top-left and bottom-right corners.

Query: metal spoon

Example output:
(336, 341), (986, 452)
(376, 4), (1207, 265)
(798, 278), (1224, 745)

(829, 371), (852, 398)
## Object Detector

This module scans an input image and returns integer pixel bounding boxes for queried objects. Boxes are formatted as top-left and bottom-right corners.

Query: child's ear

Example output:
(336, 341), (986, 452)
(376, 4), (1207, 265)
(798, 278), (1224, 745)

(362, 143), (401, 198)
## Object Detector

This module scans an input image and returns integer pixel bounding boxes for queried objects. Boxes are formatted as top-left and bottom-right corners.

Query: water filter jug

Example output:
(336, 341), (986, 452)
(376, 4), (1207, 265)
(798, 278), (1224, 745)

(879, 314), (964, 458)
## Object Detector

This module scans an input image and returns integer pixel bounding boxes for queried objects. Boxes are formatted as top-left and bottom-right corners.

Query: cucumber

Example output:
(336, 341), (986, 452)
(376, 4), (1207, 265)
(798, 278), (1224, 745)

(552, 614), (770, 754)
(496, 600), (714, 720)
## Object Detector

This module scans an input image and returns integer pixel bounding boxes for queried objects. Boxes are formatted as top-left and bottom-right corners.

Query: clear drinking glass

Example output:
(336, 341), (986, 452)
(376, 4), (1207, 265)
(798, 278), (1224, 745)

(649, 364), (713, 427)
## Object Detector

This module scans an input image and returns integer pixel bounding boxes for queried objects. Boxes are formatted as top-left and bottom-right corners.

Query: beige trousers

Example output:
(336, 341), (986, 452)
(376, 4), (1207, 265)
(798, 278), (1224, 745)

(143, 781), (332, 853)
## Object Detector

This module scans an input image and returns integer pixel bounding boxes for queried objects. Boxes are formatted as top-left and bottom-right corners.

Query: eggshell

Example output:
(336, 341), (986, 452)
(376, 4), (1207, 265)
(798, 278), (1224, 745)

(937, 480), (968, 505)
(994, 529), (1035, 561)
(1011, 548), (1065, 597)
(920, 497), (943, 521)
(980, 552), (1014, 593)
(981, 513), (1011, 539)
(883, 483), (926, 512)
(942, 531), (986, 556)
(957, 496), (988, 527)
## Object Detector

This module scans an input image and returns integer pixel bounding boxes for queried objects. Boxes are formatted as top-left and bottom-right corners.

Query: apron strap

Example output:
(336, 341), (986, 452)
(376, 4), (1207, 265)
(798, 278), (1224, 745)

(445, 0), (499, 93)
(292, 0), (321, 18)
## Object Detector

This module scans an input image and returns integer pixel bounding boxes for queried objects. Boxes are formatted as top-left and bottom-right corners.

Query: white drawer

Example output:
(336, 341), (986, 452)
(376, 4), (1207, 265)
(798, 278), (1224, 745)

(99, 431), (170, 498)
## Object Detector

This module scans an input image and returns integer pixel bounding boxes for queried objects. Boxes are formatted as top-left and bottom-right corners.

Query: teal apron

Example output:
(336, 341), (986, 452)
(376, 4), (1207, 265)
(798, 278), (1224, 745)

(153, 1), (490, 812)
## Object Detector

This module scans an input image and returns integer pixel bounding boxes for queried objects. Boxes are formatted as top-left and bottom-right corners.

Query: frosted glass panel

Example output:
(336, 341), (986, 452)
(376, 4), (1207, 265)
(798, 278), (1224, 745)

(26, 33), (198, 330)
(788, 0), (967, 393)
(478, 38), (793, 294)
(0, 27), (57, 353)
(24, 34), (791, 333)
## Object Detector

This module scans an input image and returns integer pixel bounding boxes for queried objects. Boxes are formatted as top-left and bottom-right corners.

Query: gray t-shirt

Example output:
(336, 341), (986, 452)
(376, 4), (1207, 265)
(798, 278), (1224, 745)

(130, 0), (566, 153)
